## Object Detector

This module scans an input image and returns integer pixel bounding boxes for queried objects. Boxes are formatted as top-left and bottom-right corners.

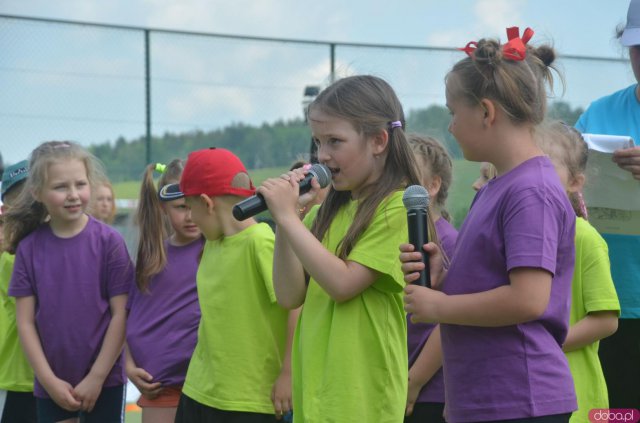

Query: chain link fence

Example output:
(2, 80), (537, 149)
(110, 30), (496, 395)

(1, 14), (634, 171)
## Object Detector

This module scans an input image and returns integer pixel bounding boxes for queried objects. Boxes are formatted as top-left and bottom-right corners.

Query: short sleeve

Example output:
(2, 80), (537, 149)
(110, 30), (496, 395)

(8, 243), (35, 298)
(503, 187), (568, 275)
(578, 223), (621, 315)
(105, 232), (135, 298)
(347, 193), (407, 293)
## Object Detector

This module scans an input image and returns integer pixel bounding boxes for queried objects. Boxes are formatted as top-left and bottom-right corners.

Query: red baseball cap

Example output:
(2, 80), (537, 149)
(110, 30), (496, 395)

(180, 148), (255, 198)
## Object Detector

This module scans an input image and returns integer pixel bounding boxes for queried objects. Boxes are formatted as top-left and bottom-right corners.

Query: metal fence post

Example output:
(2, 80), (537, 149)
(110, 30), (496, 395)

(145, 29), (151, 165)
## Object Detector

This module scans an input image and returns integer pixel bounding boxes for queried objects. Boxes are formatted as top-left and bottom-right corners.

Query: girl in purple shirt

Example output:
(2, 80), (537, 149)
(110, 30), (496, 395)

(6, 141), (134, 423)
(401, 27), (577, 423)
(405, 133), (458, 423)
(125, 159), (203, 423)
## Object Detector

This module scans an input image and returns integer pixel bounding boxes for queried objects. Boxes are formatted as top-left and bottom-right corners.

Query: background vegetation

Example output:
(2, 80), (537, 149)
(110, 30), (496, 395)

(108, 101), (583, 229)
(95, 102), (583, 182)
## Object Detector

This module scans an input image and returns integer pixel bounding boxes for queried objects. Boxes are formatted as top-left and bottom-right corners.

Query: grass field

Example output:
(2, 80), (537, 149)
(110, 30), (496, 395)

(125, 409), (141, 422)
(113, 160), (481, 228)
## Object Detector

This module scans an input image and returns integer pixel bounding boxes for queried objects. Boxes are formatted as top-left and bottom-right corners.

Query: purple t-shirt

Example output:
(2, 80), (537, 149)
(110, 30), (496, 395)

(441, 156), (577, 422)
(126, 237), (203, 387)
(407, 217), (458, 404)
(9, 216), (133, 398)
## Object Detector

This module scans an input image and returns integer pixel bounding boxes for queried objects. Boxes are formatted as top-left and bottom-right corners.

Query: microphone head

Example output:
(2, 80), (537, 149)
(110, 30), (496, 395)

(308, 163), (332, 188)
(402, 185), (430, 209)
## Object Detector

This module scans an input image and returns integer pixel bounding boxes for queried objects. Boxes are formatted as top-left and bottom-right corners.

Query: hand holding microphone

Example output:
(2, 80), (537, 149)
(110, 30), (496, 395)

(402, 185), (431, 287)
(233, 164), (332, 221)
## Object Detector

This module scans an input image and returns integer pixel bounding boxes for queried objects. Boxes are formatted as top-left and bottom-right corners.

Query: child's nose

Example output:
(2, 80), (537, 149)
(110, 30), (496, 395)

(316, 144), (330, 163)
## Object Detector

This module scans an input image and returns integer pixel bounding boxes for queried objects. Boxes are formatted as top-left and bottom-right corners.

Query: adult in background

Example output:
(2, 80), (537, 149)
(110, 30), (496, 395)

(574, 0), (640, 408)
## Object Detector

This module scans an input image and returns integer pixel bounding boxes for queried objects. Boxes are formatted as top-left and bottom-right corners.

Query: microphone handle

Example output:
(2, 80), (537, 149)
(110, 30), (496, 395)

(232, 194), (267, 221)
(407, 207), (431, 288)
(232, 173), (318, 221)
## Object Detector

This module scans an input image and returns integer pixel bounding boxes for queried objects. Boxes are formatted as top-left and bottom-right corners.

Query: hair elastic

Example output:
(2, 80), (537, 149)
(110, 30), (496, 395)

(577, 191), (589, 220)
(155, 163), (167, 173)
(389, 121), (403, 130)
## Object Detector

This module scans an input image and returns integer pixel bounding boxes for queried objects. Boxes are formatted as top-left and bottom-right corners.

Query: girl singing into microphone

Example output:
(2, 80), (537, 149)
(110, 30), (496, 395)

(259, 75), (422, 422)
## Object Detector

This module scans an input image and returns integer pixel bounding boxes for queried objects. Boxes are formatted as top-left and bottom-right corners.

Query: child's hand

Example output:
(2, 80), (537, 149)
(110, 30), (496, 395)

(44, 377), (82, 412)
(289, 166), (322, 208)
(271, 369), (293, 420)
(399, 242), (446, 288)
(74, 372), (104, 412)
(127, 367), (163, 400)
(403, 285), (446, 324)
(258, 174), (302, 223)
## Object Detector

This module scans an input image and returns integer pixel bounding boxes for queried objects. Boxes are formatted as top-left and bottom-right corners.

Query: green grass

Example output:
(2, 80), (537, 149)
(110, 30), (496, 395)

(113, 166), (288, 202)
(113, 162), (481, 228)
(125, 411), (141, 422)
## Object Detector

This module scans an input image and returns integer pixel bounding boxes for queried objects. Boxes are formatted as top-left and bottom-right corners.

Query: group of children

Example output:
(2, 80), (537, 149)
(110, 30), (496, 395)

(0, 23), (627, 423)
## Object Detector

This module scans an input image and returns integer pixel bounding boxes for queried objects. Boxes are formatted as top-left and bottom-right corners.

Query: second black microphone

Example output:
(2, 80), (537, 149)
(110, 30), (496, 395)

(402, 185), (431, 287)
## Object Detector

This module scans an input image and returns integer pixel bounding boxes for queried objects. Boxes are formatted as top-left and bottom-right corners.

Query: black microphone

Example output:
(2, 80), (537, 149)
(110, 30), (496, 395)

(232, 163), (332, 221)
(402, 185), (431, 287)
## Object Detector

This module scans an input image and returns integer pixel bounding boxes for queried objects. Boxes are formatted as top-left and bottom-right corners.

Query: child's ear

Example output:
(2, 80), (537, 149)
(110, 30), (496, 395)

(568, 173), (586, 193)
(200, 194), (215, 214)
(426, 175), (442, 200)
(371, 128), (390, 156)
(31, 188), (41, 203)
(479, 99), (496, 126)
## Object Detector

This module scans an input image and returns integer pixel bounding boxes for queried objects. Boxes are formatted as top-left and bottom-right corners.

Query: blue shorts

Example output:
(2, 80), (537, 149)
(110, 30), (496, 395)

(36, 384), (124, 423)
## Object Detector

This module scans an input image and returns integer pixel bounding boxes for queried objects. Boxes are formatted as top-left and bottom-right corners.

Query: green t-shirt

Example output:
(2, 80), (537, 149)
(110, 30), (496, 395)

(293, 191), (408, 422)
(565, 218), (620, 423)
(182, 223), (288, 413)
(0, 252), (34, 391)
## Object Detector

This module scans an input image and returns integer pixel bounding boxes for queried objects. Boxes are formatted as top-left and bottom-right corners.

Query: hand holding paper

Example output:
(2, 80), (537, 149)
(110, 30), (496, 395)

(612, 145), (640, 180)
(581, 133), (640, 235)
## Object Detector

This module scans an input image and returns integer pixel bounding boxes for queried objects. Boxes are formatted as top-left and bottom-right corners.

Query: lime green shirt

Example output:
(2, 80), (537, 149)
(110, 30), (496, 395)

(293, 191), (408, 422)
(182, 223), (288, 413)
(565, 218), (620, 423)
(0, 252), (34, 391)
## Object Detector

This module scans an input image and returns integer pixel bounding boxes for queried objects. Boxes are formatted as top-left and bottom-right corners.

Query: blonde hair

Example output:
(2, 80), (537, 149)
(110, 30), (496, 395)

(91, 179), (117, 224)
(447, 37), (559, 125)
(308, 75), (422, 259)
(407, 133), (454, 222)
(4, 141), (105, 254)
(536, 120), (589, 218)
(135, 159), (185, 292)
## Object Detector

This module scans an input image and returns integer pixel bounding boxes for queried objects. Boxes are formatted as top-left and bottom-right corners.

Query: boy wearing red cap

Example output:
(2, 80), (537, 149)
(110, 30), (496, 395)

(174, 148), (292, 423)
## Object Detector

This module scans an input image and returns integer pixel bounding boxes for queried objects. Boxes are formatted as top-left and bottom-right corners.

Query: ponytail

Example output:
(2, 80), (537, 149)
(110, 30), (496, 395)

(134, 159), (184, 292)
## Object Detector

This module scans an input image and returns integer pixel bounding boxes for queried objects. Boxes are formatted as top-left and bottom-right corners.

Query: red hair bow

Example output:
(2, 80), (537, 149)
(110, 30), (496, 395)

(458, 41), (478, 57)
(458, 26), (534, 61)
(502, 26), (534, 61)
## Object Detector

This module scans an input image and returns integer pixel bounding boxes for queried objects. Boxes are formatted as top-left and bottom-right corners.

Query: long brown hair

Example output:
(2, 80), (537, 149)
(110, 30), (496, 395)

(4, 141), (105, 254)
(308, 75), (422, 259)
(135, 159), (184, 292)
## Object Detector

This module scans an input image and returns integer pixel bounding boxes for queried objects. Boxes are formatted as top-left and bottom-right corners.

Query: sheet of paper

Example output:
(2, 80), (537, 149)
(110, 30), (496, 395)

(581, 133), (640, 235)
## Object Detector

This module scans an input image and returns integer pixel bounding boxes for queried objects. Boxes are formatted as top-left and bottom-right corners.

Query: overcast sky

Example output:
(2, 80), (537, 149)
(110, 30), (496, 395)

(0, 0), (632, 56)
(0, 0), (635, 165)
